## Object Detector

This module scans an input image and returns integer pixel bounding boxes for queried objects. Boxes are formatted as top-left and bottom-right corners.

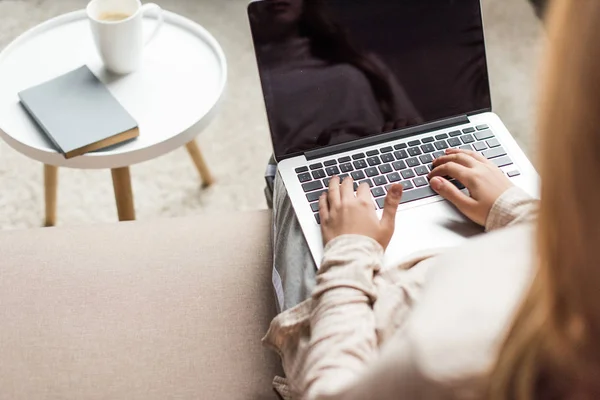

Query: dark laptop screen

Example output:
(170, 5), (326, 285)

(248, 0), (491, 159)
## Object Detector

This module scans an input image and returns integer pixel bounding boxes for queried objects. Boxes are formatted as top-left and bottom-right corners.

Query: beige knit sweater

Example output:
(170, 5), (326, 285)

(263, 186), (539, 400)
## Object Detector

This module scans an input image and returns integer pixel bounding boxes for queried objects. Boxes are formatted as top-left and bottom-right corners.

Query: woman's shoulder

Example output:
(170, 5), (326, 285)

(404, 223), (537, 390)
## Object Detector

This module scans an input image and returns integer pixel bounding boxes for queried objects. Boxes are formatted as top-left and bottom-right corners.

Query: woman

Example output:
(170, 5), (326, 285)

(263, 0), (600, 398)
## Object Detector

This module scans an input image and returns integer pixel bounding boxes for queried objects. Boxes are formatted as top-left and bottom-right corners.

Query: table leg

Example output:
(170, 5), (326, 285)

(111, 167), (136, 221)
(186, 140), (215, 188)
(44, 164), (58, 227)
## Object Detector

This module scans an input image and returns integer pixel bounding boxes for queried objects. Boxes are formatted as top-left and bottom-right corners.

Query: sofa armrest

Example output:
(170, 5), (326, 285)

(0, 211), (281, 400)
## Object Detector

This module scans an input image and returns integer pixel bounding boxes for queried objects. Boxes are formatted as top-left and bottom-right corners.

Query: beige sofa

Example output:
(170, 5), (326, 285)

(0, 211), (282, 399)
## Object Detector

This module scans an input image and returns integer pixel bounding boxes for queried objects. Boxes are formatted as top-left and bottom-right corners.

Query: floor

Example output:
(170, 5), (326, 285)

(0, 0), (543, 230)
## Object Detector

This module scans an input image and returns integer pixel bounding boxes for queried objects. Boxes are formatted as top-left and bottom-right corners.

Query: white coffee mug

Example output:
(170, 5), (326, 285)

(87, 0), (164, 75)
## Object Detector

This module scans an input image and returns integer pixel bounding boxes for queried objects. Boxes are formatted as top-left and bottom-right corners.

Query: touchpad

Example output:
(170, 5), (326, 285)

(383, 200), (483, 267)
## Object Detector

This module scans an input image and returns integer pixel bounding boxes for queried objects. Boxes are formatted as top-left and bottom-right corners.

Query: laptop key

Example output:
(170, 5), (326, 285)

(325, 166), (340, 176)
(312, 169), (326, 179)
(394, 143), (408, 150)
(421, 137), (435, 143)
(374, 176), (388, 186)
(448, 137), (462, 147)
(433, 151), (445, 159)
(302, 180), (323, 193)
(486, 138), (501, 148)
(380, 153), (395, 163)
(380, 146), (393, 153)
(415, 166), (429, 176)
(508, 170), (521, 178)
(474, 129), (494, 141)
(407, 147), (422, 156)
(323, 177), (331, 187)
(421, 143), (435, 153)
(338, 156), (351, 163)
(401, 169), (415, 179)
(413, 177), (428, 187)
(491, 156), (513, 168)
(461, 134), (475, 144)
(387, 172), (402, 182)
(376, 186), (436, 208)
(473, 142), (487, 152)
(394, 150), (408, 160)
(351, 170), (366, 180)
(310, 202), (320, 212)
(419, 154), (434, 164)
(309, 163), (323, 170)
(406, 157), (420, 167)
(353, 159), (368, 169)
(359, 179), (374, 188)
(434, 140), (448, 150)
(314, 213), (321, 224)
(307, 189), (327, 202)
(365, 167), (379, 177)
(367, 156), (381, 166)
(400, 180), (414, 190)
(379, 164), (393, 174)
(483, 147), (507, 159)
(435, 133), (448, 140)
(339, 174), (349, 181)
(408, 140), (421, 147)
(476, 124), (489, 131)
(459, 144), (473, 151)
(449, 130), (462, 137)
(371, 187), (386, 198)
(324, 159), (337, 166)
(392, 160), (407, 171)
(450, 180), (466, 190)
(295, 166), (309, 173)
(298, 172), (312, 183)
(352, 153), (366, 160)
(340, 163), (354, 173)
(366, 149), (379, 156)
(462, 127), (476, 134)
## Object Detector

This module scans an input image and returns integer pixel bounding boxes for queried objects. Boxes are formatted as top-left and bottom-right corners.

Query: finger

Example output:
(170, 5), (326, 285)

(340, 176), (355, 202)
(430, 176), (477, 212)
(432, 153), (477, 169)
(380, 184), (403, 231)
(318, 192), (330, 222)
(356, 182), (372, 203)
(445, 148), (488, 163)
(327, 176), (341, 209)
(428, 162), (472, 183)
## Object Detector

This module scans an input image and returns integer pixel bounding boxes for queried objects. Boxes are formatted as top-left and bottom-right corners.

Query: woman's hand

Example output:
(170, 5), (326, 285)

(428, 148), (514, 226)
(319, 177), (404, 249)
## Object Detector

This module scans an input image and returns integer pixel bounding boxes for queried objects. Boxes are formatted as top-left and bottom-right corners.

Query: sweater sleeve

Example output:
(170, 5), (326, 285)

(484, 186), (539, 232)
(299, 234), (383, 399)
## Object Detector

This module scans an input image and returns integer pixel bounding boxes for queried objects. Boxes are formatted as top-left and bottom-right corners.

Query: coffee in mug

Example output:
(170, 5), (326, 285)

(87, 0), (164, 75)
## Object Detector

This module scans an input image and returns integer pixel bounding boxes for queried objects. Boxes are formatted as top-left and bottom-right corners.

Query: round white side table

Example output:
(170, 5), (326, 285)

(0, 10), (227, 225)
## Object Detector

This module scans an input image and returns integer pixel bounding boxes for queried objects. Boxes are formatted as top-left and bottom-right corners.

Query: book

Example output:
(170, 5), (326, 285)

(18, 65), (139, 159)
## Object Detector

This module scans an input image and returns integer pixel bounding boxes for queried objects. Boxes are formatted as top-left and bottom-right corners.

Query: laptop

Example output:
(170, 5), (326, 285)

(247, 0), (539, 268)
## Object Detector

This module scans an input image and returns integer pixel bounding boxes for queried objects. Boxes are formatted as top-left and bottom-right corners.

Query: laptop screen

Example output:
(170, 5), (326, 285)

(248, 0), (491, 160)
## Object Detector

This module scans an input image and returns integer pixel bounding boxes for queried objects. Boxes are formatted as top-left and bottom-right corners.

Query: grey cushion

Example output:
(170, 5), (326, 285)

(0, 211), (281, 399)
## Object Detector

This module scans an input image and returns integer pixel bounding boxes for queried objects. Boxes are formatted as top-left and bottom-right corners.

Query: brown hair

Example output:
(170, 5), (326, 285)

(489, 0), (600, 398)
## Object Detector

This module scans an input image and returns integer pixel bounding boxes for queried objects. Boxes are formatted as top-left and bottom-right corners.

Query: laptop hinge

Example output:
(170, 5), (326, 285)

(304, 115), (470, 161)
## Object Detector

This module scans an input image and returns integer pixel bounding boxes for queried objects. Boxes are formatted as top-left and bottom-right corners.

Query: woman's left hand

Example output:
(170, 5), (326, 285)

(319, 176), (404, 249)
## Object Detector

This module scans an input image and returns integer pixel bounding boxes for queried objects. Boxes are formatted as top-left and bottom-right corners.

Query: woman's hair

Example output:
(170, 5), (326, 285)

(489, 0), (600, 398)
(298, 0), (396, 122)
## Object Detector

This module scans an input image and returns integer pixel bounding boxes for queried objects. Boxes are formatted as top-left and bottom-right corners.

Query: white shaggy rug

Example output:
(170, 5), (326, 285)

(0, 0), (543, 231)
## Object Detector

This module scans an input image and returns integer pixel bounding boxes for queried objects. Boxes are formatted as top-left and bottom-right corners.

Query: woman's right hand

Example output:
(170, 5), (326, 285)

(428, 148), (514, 226)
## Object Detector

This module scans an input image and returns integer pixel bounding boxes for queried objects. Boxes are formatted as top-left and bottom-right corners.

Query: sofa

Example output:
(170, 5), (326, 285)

(0, 211), (282, 399)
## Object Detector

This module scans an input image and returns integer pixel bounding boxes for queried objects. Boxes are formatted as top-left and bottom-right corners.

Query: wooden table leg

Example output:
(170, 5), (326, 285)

(111, 167), (136, 221)
(186, 140), (215, 188)
(44, 164), (58, 227)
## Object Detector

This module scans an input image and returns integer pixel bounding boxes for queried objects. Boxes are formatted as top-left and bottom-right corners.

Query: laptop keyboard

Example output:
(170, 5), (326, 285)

(295, 125), (520, 224)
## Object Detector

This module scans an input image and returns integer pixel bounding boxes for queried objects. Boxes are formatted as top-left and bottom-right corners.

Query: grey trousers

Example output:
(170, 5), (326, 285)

(267, 171), (317, 313)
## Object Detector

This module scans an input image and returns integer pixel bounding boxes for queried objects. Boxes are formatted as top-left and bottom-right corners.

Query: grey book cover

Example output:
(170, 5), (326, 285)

(18, 65), (139, 159)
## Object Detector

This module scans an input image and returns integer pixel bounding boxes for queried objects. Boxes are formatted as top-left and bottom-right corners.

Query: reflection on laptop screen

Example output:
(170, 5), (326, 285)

(248, 0), (491, 159)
